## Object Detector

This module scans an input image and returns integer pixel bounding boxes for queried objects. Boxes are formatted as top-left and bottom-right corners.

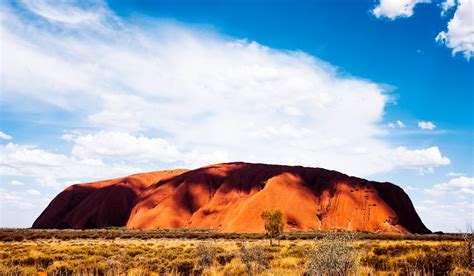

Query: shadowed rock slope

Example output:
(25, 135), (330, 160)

(33, 162), (430, 234)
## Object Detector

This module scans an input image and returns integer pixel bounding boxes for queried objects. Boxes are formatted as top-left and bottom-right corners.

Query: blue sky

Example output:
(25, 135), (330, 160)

(0, 0), (472, 232)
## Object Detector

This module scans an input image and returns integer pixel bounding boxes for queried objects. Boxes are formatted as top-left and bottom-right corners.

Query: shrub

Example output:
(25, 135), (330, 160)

(285, 244), (306, 258)
(105, 257), (123, 273)
(13, 235), (24, 242)
(426, 252), (453, 273)
(168, 257), (194, 274)
(361, 254), (388, 271)
(126, 247), (143, 257)
(305, 231), (358, 275)
(223, 259), (246, 276)
(196, 242), (217, 269)
(147, 256), (169, 273)
(272, 257), (299, 269)
(216, 252), (236, 265)
(240, 244), (270, 275)
(47, 261), (74, 274)
(361, 245), (456, 274)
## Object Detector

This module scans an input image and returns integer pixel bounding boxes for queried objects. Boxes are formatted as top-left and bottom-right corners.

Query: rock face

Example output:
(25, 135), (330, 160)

(32, 170), (187, 229)
(33, 162), (430, 234)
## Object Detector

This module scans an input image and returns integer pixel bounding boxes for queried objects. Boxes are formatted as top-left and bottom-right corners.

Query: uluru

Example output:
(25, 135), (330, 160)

(33, 162), (430, 234)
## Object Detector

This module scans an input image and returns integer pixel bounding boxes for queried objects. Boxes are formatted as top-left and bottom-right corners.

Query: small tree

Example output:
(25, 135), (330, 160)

(261, 209), (284, 245)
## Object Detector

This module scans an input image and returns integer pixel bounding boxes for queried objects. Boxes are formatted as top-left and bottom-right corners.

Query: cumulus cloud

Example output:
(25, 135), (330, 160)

(0, 143), (143, 187)
(372, 0), (430, 19)
(436, 0), (474, 60)
(0, 131), (12, 140)
(425, 176), (474, 196)
(0, 0), (451, 178)
(68, 131), (229, 167)
(440, 0), (457, 15)
(389, 146), (450, 174)
(70, 131), (182, 163)
(417, 175), (473, 231)
(372, 0), (472, 61)
(418, 121), (436, 130)
(415, 199), (472, 232)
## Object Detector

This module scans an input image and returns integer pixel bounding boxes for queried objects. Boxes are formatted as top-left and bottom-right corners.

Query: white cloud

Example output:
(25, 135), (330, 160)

(416, 199), (473, 232)
(436, 0), (474, 60)
(0, 0), (451, 178)
(8, 180), (25, 186)
(389, 146), (450, 174)
(420, 177), (474, 231)
(402, 185), (419, 192)
(0, 187), (55, 227)
(440, 0), (457, 15)
(372, 0), (431, 19)
(26, 189), (41, 195)
(435, 176), (473, 190)
(0, 131), (12, 140)
(397, 120), (406, 128)
(61, 133), (74, 141)
(372, 0), (472, 61)
(0, 188), (35, 210)
(447, 172), (465, 176)
(425, 176), (474, 196)
(71, 131), (182, 163)
(387, 121), (406, 129)
(20, 0), (106, 25)
(422, 199), (437, 204)
(418, 121), (436, 130)
(0, 143), (143, 187)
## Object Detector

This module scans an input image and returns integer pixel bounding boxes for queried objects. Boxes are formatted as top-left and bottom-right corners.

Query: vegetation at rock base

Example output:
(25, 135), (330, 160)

(0, 228), (472, 275)
(0, 228), (464, 242)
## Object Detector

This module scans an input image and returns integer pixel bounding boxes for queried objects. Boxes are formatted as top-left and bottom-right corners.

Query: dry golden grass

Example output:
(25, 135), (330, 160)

(0, 228), (472, 275)
(0, 232), (471, 275)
